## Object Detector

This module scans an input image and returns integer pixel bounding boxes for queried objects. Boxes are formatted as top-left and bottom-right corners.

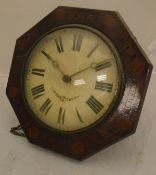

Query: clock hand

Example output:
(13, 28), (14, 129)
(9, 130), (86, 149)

(70, 66), (90, 78)
(41, 50), (72, 83)
(62, 65), (91, 83)
(69, 59), (111, 79)
(41, 50), (65, 76)
(69, 62), (97, 78)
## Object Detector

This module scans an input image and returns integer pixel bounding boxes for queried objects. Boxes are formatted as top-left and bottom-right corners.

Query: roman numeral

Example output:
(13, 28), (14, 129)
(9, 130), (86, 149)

(40, 98), (52, 115)
(72, 34), (83, 52)
(76, 109), (83, 123)
(31, 69), (45, 76)
(58, 107), (65, 125)
(87, 44), (99, 58)
(31, 84), (45, 99)
(95, 82), (113, 92)
(86, 96), (104, 114)
(55, 37), (64, 53)
(96, 60), (112, 71)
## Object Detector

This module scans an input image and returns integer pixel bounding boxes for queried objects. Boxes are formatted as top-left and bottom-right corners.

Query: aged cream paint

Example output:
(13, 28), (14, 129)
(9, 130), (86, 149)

(24, 25), (121, 132)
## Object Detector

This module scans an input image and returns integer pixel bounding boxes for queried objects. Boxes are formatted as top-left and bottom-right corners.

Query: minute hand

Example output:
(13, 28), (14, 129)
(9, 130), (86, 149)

(41, 50), (65, 75)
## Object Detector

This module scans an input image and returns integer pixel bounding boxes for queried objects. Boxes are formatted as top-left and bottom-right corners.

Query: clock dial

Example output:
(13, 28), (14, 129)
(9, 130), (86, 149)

(23, 25), (122, 132)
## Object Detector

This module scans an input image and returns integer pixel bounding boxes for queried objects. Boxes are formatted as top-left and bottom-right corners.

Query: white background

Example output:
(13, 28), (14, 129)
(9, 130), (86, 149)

(0, 0), (156, 175)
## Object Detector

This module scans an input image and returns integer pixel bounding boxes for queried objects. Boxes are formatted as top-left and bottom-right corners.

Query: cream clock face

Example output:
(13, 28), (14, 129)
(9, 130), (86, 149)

(23, 25), (122, 132)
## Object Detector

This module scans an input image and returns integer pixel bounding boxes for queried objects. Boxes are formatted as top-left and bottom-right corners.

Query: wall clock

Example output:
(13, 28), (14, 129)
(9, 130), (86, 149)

(6, 6), (152, 160)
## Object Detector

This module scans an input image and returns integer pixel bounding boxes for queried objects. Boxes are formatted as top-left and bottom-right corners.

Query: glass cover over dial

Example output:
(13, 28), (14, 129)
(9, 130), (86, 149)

(23, 25), (122, 132)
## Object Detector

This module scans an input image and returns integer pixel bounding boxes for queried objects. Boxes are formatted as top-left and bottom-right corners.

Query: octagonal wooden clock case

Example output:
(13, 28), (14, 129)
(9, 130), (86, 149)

(6, 6), (152, 160)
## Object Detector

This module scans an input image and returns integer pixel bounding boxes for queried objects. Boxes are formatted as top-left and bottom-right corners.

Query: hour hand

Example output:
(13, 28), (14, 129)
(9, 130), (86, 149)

(41, 50), (65, 75)
(69, 59), (112, 78)
(69, 66), (90, 78)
